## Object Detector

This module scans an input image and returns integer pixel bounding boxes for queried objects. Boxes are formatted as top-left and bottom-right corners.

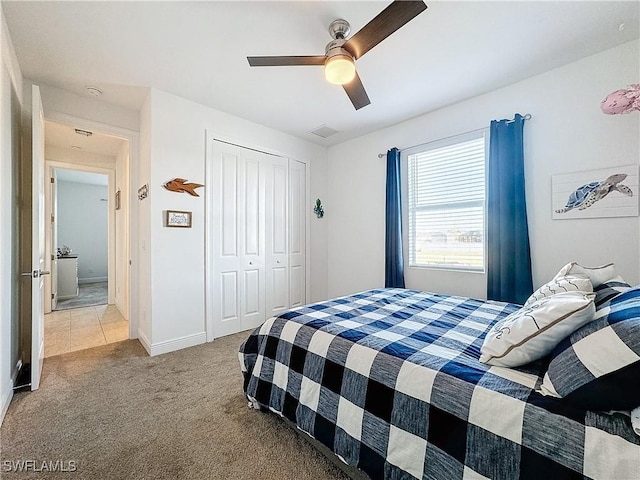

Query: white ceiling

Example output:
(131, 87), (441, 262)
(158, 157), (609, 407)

(45, 121), (127, 156)
(3, 1), (639, 147)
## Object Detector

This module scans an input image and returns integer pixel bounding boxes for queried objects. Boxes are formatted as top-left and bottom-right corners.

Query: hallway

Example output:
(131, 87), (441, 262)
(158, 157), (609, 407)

(44, 305), (128, 357)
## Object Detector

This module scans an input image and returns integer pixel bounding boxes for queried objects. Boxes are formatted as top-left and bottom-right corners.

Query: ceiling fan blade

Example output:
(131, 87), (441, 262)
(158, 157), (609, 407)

(343, 72), (371, 110)
(343, 1), (427, 60)
(247, 56), (326, 67)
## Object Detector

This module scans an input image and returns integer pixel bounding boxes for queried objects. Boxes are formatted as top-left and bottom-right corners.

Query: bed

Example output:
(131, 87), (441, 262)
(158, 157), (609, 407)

(239, 288), (640, 479)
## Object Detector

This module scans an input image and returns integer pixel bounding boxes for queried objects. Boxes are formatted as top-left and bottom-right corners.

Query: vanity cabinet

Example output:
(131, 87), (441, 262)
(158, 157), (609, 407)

(57, 256), (78, 299)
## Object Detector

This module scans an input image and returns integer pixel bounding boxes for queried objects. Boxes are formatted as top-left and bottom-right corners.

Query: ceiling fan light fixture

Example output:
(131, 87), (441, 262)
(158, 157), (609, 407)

(247, 1), (428, 109)
(325, 55), (356, 85)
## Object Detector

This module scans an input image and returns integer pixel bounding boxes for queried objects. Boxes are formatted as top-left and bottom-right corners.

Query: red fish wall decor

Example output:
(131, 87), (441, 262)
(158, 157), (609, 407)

(162, 178), (204, 197)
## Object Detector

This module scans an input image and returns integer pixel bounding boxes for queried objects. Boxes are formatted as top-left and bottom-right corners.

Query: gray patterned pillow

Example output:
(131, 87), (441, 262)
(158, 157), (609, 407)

(593, 275), (631, 310)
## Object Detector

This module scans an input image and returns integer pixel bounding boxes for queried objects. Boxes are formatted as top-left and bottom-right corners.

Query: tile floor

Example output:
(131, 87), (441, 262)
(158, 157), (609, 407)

(44, 304), (129, 358)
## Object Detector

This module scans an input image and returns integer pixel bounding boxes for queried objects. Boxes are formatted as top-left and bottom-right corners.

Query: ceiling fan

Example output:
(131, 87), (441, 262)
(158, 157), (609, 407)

(247, 1), (428, 110)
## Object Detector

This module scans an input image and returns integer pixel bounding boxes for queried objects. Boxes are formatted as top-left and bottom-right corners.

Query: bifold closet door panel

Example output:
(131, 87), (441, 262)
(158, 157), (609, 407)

(289, 160), (306, 308)
(265, 156), (290, 319)
(211, 142), (267, 337)
(240, 155), (266, 332)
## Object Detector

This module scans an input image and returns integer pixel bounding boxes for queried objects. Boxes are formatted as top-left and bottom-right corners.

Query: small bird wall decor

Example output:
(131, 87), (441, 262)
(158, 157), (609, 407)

(162, 178), (204, 197)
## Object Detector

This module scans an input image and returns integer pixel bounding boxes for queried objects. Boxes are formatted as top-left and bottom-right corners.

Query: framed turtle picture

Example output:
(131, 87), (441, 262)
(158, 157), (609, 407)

(552, 164), (639, 220)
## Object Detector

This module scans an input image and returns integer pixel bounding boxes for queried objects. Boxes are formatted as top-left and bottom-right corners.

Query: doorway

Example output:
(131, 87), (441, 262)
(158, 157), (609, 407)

(53, 168), (109, 310)
(42, 120), (130, 357)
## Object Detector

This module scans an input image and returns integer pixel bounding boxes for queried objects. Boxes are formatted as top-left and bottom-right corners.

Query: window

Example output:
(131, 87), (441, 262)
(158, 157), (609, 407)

(406, 131), (488, 272)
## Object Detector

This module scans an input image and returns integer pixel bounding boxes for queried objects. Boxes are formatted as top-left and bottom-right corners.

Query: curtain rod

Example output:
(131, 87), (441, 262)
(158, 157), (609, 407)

(376, 113), (532, 158)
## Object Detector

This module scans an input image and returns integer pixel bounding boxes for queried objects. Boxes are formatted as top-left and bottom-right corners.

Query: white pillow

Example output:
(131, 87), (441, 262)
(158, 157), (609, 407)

(524, 273), (592, 307)
(480, 291), (596, 367)
(560, 262), (617, 288)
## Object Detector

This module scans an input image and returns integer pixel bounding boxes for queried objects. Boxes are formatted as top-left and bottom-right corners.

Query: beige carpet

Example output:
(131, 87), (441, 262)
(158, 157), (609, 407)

(0, 332), (350, 479)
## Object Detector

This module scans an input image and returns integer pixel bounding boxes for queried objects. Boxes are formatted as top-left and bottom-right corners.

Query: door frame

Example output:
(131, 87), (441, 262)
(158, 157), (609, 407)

(204, 131), (311, 342)
(45, 161), (115, 305)
(45, 166), (57, 313)
(44, 111), (139, 338)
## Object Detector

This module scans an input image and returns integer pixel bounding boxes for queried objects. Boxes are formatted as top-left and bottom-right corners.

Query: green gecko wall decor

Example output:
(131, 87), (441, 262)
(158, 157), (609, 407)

(314, 199), (324, 218)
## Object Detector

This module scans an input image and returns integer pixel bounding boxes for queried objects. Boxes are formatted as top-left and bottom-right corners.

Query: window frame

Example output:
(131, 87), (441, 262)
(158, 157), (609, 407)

(401, 129), (489, 274)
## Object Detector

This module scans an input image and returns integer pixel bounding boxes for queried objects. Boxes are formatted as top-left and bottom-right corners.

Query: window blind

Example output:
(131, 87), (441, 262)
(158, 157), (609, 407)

(407, 134), (486, 271)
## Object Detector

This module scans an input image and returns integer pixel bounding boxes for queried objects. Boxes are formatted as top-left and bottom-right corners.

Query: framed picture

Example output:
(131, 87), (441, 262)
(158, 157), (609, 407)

(552, 164), (639, 220)
(115, 189), (121, 210)
(165, 210), (192, 228)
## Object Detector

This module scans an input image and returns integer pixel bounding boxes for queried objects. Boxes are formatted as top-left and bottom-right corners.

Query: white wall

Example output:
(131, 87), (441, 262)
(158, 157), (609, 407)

(137, 88), (328, 354)
(57, 181), (109, 282)
(327, 40), (640, 299)
(0, 3), (23, 424)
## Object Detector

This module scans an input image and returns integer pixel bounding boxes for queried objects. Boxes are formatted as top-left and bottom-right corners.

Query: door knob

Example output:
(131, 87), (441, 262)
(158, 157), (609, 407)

(249, 262), (253, 265)
(21, 270), (50, 278)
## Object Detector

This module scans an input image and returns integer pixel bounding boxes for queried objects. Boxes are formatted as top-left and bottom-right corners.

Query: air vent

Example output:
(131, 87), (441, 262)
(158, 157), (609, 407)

(309, 125), (338, 139)
(74, 128), (93, 137)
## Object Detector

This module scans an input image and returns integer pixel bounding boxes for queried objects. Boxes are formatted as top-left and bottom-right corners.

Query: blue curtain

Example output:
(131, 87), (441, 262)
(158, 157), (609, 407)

(487, 114), (533, 304)
(385, 148), (405, 288)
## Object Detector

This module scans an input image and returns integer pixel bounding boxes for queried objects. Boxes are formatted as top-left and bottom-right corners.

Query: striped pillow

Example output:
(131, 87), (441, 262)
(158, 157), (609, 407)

(540, 285), (640, 410)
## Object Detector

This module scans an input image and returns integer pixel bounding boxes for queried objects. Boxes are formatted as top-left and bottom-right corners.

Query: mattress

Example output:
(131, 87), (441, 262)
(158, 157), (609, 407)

(239, 288), (640, 479)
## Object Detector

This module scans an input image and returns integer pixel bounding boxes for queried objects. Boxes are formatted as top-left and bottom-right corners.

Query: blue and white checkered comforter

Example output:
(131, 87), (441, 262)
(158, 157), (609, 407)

(239, 288), (640, 479)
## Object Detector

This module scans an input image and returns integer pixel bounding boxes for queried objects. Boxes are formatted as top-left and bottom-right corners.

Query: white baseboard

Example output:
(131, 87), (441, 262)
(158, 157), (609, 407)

(136, 329), (206, 356)
(78, 276), (108, 284)
(137, 328), (152, 355)
(1, 379), (14, 426)
(152, 332), (206, 356)
(2, 358), (23, 423)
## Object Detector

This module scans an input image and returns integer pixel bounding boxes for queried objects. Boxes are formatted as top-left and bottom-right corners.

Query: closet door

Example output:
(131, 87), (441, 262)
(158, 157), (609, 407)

(211, 142), (267, 337)
(208, 140), (308, 339)
(265, 157), (289, 318)
(289, 160), (306, 308)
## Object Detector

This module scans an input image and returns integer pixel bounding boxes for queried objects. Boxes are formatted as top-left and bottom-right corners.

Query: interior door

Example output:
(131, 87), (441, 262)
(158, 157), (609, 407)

(211, 141), (267, 337)
(31, 85), (47, 390)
